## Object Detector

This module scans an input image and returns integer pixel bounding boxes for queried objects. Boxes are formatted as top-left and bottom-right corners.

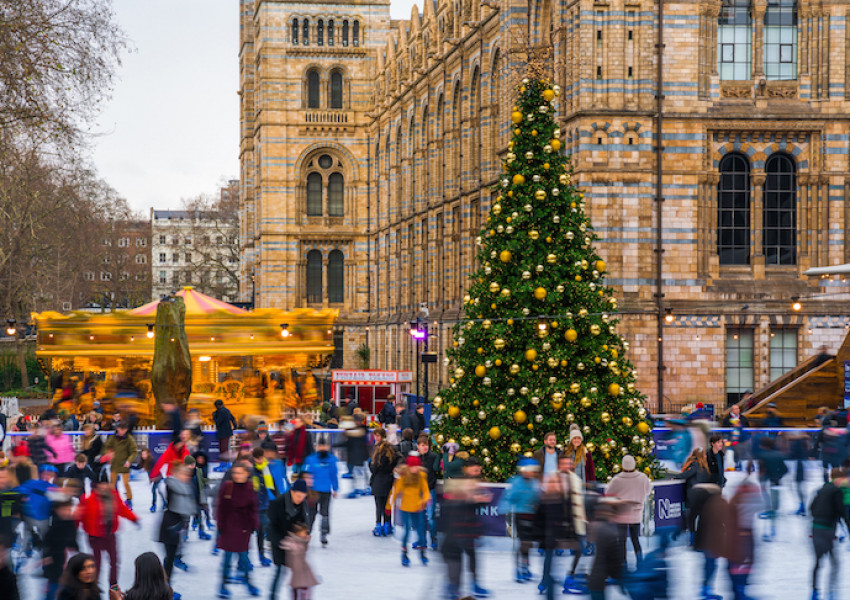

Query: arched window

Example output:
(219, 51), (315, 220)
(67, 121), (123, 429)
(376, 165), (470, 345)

(452, 85), (461, 183)
(306, 69), (320, 108)
(327, 250), (344, 303)
(470, 67), (480, 174)
(342, 20), (349, 46)
(353, 20), (360, 47)
(306, 172), (323, 216)
(306, 250), (323, 303)
(717, 153), (751, 265)
(328, 20), (335, 46)
(763, 153), (796, 265)
(764, 0), (797, 80)
(328, 173), (344, 217)
(302, 19), (309, 45)
(718, 0), (752, 80)
(292, 18), (299, 44)
(330, 71), (343, 109)
(317, 19), (324, 46)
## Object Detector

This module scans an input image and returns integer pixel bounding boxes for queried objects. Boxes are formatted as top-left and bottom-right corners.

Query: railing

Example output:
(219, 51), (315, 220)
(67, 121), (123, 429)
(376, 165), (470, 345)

(303, 110), (351, 124)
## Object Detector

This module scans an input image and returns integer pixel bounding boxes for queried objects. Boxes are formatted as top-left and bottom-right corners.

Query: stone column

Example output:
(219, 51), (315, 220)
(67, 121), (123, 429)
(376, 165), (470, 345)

(704, 172), (721, 278)
(797, 173), (810, 270)
(752, 173), (766, 279)
(753, 0), (767, 79)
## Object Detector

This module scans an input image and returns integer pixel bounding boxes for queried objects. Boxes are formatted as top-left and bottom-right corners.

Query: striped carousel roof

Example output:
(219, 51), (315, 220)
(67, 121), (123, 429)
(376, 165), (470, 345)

(128, 287), (247, 317)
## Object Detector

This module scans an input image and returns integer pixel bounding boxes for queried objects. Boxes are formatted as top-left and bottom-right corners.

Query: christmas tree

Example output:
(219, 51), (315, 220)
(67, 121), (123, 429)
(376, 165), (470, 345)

(430, 78), (656, 481)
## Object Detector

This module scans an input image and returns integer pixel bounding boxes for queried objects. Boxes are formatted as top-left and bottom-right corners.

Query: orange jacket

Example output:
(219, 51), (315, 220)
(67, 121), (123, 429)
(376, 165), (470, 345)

(76, 490), (137, 537)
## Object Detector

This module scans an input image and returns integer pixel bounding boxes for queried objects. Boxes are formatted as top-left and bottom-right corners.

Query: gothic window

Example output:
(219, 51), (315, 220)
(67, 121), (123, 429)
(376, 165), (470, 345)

(307, 173), (323, 216)
(306, 250), (323, 303)
(763, 153), (796, 265)
(353, 20), (360, 46)
(292, 18), (299, 44)
(717, 152), (751, 265)
(330, 70), (343, 109)
(718, 0), (752, 80)
(317, 19), (324, 46)
(764, 0), (797, 80)
(328, 20), (335, 46)
(327, 250), (344, 303)
(307, 69), (320, 108)
(328, 173), (344, 217)
(302, 19), (310, 45)
(342, 20), (349, 46)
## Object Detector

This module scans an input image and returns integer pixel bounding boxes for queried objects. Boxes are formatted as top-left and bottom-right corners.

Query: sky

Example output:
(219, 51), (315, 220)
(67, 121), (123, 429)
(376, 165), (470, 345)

(92, 0), (419, 214)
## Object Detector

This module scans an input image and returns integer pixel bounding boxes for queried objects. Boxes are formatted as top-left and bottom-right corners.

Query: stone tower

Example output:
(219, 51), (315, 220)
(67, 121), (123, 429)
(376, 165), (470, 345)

(239, 0), (391, 363)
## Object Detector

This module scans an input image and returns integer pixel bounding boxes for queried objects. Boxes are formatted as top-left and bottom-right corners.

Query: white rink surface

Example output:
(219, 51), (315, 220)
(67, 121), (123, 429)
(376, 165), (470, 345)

(16, 460), (845, 599)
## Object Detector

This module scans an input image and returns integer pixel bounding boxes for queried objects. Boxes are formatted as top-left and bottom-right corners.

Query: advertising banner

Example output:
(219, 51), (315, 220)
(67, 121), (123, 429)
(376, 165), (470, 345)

(653, 480), (685, 529)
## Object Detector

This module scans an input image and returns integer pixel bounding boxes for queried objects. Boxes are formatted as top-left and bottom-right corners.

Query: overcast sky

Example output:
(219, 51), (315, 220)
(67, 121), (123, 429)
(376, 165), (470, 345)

(92, 0), (418, 214)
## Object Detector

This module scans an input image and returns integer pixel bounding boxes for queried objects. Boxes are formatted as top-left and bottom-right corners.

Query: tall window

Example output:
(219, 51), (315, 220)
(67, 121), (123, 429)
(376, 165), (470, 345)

(292, 18), (299, 44)
(330, 71), (343, 108)
(302, 19), (309, 45)
(726, 328), (754, 405)
(764, 0), (797, 80)
(307, 69), (320, 108)
(306, 250), (323, 303)
(307, 173), (322, 216)
(342, 20), (349, 46)
(317, 19), (324, 46)
(718, 0), (752, 80)
(717, 153), (751, 265)
(770, 329), (797, 379)
(328, 173), (344, 216)
(763, 153), (796, 265)
(353, 20), (360, 46)
(328, 20), (335, 46)
(328, 250), (344, 303)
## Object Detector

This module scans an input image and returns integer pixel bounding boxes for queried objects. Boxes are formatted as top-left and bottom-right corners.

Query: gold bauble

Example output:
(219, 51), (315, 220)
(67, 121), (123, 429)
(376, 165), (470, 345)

(512, 174), (525, 185)
(601, 412), (611, 423)
(435, 434), (445, 444)
(534, 287), (547, 300)
(586, 442), (595, 453)
(489, 426), (501, 440)
(551, 400), (564, 411)
(511, 110), (523, 124)
(637, 421), (650, 434)
(550, 139), (562, 151)
(483, 320), (492, 329)
(514, 410), (527, 424)
(520, 386), (529, 395)
(448, 406), (460, 418)
(565, 329), (578, 342)
(595, 260), (606, 272)
(461, 436), (472, 446)
(546, 253), (557, 264)
(494, 338), (506, 350)
(622, 416), (633, 427)
(499, 250), (512, 263)
(608, 383), (621, 396)
(501, 288), (511, 298)
(497, 404), (506, 412)
(529, 230), (539, 240)
(534, 189), (546, 201)
(510, 442), (522, 453)
(580, 396), (592, 408)
(566, 413), (575, 422)
(543, 89), (555, 101)
(489, 282), (500, 293)
(492, 203), (502, 215)
(475, 365), (487, 377)
(454, 368), (465, 378)
(525, 348), (538, 361)
(578, 308), (588, 317)
(473, 399), (480, 407)
(547, 357), (558, 368)
(552, 391), (565, 402)
(478, 410), (487, 420)
(433, 397), (443, 408)
(559, 173), (569, 185)
(509, 363), (520, 374)
(569, 382), (581, 394)
(590, 324), (601, 336)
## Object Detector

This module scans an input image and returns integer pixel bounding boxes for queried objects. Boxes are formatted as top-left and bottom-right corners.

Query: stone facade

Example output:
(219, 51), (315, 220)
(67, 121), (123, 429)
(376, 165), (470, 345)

(241, 0), (850, 411)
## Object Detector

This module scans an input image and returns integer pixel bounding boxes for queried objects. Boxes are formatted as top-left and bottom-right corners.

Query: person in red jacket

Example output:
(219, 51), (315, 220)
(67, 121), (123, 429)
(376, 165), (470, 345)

(150, 430), (191, 481)
(75, 470), (138, 587)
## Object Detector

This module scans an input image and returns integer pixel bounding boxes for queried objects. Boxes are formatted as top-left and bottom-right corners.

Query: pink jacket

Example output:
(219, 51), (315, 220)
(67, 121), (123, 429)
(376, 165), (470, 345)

(45, 432), (76, 465)
(605, 470), (651, 524)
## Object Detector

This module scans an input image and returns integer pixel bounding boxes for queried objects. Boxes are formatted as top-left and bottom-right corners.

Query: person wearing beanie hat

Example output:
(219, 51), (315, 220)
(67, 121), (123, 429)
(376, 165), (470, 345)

(387, 450), (431, 567)
(563, 424), (596, 484)
(500, 458), (542, 582)
(604, 455), (651, 565)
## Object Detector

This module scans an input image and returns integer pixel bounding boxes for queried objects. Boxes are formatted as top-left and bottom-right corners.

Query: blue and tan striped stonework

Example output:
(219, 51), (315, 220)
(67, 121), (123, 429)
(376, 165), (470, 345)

(241, 0), (850, 408)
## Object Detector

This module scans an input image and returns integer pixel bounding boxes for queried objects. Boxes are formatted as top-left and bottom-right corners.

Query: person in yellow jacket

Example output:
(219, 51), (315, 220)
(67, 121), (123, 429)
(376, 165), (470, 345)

(387, 453), (431, 567)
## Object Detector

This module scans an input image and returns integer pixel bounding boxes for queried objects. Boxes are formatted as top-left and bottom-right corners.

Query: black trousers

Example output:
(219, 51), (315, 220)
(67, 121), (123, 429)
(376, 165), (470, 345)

(164, 541), (179, 580)
(374, 495), (390, 524)
(444, 543), (477, 589)
(308, 492), (331, 536)
(618, 523), (642, 558)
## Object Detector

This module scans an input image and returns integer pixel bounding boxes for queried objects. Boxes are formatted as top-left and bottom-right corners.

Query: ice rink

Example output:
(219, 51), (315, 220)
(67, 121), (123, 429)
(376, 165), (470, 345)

(16, 461), (845, 599)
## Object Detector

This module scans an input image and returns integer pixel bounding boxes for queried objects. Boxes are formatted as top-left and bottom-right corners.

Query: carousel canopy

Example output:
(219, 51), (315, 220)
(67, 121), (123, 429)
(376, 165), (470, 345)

(129, 287), (247, 316)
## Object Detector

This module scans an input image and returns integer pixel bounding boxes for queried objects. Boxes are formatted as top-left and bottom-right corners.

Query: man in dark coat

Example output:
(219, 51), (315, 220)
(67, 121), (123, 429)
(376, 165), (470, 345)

(268, 479), (308, 600)
(343, 415), (371, 498)
(213, 400), (237, 472)
(417, 434), (440, 549)
(377, 396), (397, 427)
(707, 434), (726, 488)
(161, 401), (184, 443)
(410, 404), (426, 437)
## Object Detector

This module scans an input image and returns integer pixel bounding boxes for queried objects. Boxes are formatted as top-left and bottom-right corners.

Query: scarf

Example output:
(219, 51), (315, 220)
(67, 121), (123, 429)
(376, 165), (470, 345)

(255, 459), (275, 493)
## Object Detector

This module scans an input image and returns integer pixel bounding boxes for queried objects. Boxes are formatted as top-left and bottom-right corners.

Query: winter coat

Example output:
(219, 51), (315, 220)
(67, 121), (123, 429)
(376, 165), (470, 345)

(17, 479), (52, 521)
(563, 446), (596, 483)
(79, 435), (103, 470)
(398, 439), (416, 460)
(75, 489), (138, 537)
(286, 426), (314, 467)
(267, 458), (289, 495)
(281, 533), (319, 589)
(251, 462), (271, 512)
(707, 448), (726, 487)
(344, 425), (370, 468)
(533, 448), (562, 474)
(605, 470), (651, 524)
(673, 462), (713, 508)
(27, 434), (57, 466)
(533, 494), (571, 550)
(691, 486), (726, 556)
(721, 412), (750, 428)
(302, 451), (339, 493)
(104, 433), (138, 474)
(397, 409), (412, 431)
(499, 475), (541, 515)
(213, 406), (237, 439)
(268, 490), (308, 566)
(758, 448), (788, 486)
(810, 481), (847, 533)
(369, 448), (397, 497)
(45, 433), (75, 466)
(150, 442), (189, 478)
(388, 470), (430, 513)
(722, 480), (760, 565)
(377, 402), (396, 426)
(420, 450), (440, 490)
(587, 520), (624, 591)
(43, 515), (79, 582)
(442, 453), (465, 479)
(216, 480), (258, 552)
(409, 410), (425, 437)
(62, 464), (96, 492)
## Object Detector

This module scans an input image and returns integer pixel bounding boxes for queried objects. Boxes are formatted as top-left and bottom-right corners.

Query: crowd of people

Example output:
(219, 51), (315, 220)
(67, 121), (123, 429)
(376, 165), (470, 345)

(0, 393), (849, 600)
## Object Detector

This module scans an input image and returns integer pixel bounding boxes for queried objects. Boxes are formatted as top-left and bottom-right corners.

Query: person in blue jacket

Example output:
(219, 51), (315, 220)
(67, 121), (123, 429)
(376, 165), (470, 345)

(302, 436), (339, 546)
(17, 463), (58, 555)
(499, 458), (541, 583)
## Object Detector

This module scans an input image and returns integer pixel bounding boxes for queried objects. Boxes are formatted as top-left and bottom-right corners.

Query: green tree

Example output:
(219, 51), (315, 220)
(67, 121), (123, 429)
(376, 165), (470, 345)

(431, 78), (655, 481)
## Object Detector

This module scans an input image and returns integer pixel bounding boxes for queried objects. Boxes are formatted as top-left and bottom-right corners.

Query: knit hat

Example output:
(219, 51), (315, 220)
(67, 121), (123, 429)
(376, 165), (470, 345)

(517, 458), (540, 472)
(622, 455), (636, 472)
(406, 452), (421, 467)
(569, 424), (583, 442)
(38, 464), (58, 474)
(292, 479), (308, 493)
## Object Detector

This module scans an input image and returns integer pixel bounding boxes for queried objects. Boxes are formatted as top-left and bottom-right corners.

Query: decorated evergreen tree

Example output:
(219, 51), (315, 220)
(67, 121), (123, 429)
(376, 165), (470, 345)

(431, 78), (656, 481)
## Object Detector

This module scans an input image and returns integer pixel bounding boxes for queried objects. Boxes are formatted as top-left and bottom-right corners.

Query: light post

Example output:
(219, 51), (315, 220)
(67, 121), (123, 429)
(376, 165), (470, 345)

(409, 319), (427, 404)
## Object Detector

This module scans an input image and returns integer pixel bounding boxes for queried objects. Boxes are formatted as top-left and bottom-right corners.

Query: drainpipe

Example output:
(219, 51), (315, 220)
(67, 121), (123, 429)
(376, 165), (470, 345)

(654, 0), (665, 415)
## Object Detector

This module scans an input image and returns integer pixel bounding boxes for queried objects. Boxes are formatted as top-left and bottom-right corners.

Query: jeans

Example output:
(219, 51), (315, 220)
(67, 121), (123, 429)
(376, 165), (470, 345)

(257, 511), (269, 560)
(151, 477), (162, 507)
(221, 550), (251, 588)
(400, 510), (425, 550)
(542, 549), (558, 600)
(424, 499), (437, 544)
(703, 551), (718, 589)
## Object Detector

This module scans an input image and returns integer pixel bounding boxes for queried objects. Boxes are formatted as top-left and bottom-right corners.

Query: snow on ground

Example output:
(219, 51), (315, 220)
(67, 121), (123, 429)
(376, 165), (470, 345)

(16, 461), (844, 599)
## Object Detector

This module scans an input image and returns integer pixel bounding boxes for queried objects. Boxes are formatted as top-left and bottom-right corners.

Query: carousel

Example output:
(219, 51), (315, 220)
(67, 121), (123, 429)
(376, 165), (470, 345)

(32, 287), (337, 424)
